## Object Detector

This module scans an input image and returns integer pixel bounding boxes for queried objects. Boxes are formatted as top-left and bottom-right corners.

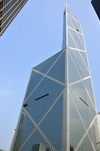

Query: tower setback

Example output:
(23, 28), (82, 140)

(10, 4), (100, 151)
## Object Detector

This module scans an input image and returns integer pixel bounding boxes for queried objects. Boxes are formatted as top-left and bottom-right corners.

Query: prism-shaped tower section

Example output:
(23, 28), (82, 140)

(11, 4), (99, 151)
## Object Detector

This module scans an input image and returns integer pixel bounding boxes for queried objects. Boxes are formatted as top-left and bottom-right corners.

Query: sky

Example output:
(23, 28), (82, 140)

(0, 0), (100, 150)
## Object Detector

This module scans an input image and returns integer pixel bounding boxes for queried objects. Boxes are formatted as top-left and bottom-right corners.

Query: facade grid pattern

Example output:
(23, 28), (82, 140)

(0, 0), (28, 36)
(10, 4), (99, 151)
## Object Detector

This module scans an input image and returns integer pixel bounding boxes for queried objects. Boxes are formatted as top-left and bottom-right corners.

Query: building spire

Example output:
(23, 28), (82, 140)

(62, 4), (67, 50)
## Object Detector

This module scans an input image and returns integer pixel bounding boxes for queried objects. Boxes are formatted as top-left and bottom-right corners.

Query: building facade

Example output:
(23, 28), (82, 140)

(96, 113), (100, 150)
(91, 0), (100, 20)
(0, 0), (28, 36)
(10, 5), (99, 151)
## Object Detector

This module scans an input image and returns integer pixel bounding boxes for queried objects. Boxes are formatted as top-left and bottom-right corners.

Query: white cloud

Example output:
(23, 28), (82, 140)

(0, 78), (18, 102)
(0, 86), (13, 101)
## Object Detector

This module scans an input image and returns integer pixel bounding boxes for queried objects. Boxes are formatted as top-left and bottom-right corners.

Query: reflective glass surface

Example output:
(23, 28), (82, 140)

(25, 77), (64, 124)
(68, 52), (81, 84)
(40, 95), (63, 151)
(67, 6), (77, 20)
(68, 16), (75, 30)
(80, 51), (89, 70)
(47, 51), (65, 83)
(69, 81), (96, 128)
(77, 33), (85, 48)
(13, 111), (35, 151)
(77, 135), (94, 151)
(68, 28), (85, 50)
(21, 130), (51, 151)
(68, 15), (82, 33)
(83, 78), (95, 106)
(69, 94), (86, 149)
(69, 48), (90, 79)
(24, 71), (43, 101)
(34, 50), (64, 74)
(88, 122), (97, 149)
(68, 30), (77, 49)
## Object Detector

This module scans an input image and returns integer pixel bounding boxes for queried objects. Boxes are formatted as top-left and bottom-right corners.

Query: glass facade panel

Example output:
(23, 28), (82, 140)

(80, 51), (89, 70)
(78, 135), (94, 151)
(34, 50), (64, 74)
(20, 111), (35, 144)
(69, 28), (85, 50)
(68, 52), (81, 84)
(70, 94), (86, 149)
(69, 48), (90, 78)
(25, 77), (64, 124)
(69, 84), (90, 128)
(68, 15), (82, 33)
(40, 95), (63, 151)
(83, 78), (95, 106)
(24, 71), (43, 101)
(67, 6), (77, 19)
(21, 130), (52, 151)
(13, 111), (35, 151)
(88, 122), (97, 149)
(68, 16), (75, 29)
(77, 33), (85, 48)
(69, 81), (96, 128)
(47, 51), (65, 83)
(68, 30), (77, 48)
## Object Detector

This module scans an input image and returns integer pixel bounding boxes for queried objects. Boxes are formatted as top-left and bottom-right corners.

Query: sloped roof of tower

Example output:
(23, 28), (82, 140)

(62, 4), (83, 50)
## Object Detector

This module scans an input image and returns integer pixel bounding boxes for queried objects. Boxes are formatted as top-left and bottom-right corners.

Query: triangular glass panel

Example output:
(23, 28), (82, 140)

(21, 130), (52, 151)
(24, 71), (43, 101)
(77, 135), (94, 151)
(68, 52), (81, 84)
(69, 93), (86, 149)
(67, 6), (77, 20)
(83, 78), (96, 106)
(88, 119), (97, 149)
(68, 30), (77, 48)
(68, 15), (75, 29)
(80, 51), (89, 70)
(25, 77), (64, 124)
(69, 48), (90, 79)
(13, 111), (35, 151)
(33, 50), (64, 74)
(21, 111), (35, 144)
(69, 28), (85, 50)
(69, 81), (96, 128)
(47, 51), (65, 83)
(67, 6), (74, 17)
(40, 95), (63, 151)
(68, 15), (82, 34)
(87, 98), (96, 125)
(78, 33), (85, 47)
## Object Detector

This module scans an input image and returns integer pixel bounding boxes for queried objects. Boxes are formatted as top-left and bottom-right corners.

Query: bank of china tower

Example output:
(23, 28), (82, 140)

(11, 5), (100, 151)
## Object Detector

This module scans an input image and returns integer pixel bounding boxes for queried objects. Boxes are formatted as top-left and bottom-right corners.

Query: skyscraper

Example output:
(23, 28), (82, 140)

(10, 4), (100, 151)
(91, 0), (100, 20)
(0, 0), (28, 36)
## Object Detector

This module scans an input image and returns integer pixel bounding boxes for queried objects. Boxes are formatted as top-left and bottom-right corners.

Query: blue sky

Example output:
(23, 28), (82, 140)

(0, 0), (100, 150)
